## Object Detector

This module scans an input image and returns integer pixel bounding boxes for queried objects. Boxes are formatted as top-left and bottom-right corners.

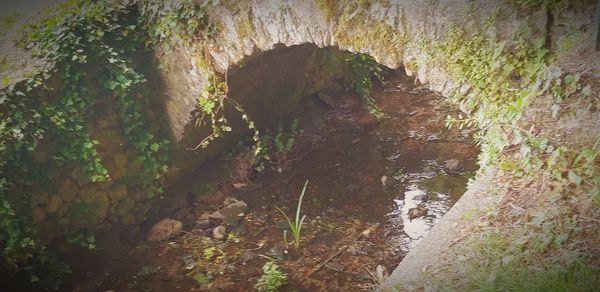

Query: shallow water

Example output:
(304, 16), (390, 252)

(74, 72), (479, 291)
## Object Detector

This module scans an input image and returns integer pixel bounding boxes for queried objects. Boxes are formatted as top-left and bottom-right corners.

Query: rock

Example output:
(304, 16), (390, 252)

(196, 218), (212, 230)
(357, 113), (379, 127)
(212, 225), (226, 240)
(31, 206), (46, 224)
(380, 175), (388, 188)
(174, 208), (196, 223)
(47, 195), (63, 213)
(376, 265), (389, 283)
(136, 266), (161, 277)
(223, 197), (239, 206)
(231, 223), (248, 236)
(75, 188), (110, 226)
(444, 159), (463, 173)
(265, 246), (286, 260)
(361, 228), (373, 238)
(323, 82), (344, 97)
(213, 199), (247, 226)
(147, 218), (183, 241)
(197, 191), (226, 205)
(239, 251), (257, 263)
(209, 210), (225, 221)
(232, 183), (247, 189)
(316, 92), (336, 108)
(108, 186), (128, 201)
(116, 197), (136, 223)
(426, 133), (440, 142)
(57, 179), (78, 202)
(412, 194), (427, 201)
(408, 206), (428, 221)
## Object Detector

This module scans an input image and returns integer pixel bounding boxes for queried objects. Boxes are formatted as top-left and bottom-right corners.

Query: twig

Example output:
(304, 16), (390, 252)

(301, 232), (364, 282)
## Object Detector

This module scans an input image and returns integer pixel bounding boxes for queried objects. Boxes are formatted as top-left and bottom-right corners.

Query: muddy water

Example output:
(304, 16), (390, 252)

(89, 73), (478, 291)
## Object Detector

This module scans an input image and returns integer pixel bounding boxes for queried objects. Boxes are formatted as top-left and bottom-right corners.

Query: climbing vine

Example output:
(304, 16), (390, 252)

(0, 0), (215, 287)
(424, 14), (598, 198)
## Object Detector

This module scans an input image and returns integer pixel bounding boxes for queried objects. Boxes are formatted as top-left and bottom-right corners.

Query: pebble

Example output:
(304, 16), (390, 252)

(212, 225), (226, 240)
(239, 251), (257, 263)
(265, 246), (286, 260)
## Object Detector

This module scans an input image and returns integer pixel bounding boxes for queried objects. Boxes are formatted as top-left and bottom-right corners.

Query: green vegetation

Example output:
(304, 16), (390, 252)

(276, 180), (309, 249)
(253, 119), (300, 172)
(192, 73), (260, 151)
(0, 13), (20, 34)
(348, 52), (387, 119)
(255, 261), (287, 292)
(0, 0), (215, 287)
(419, 12), (599, 290)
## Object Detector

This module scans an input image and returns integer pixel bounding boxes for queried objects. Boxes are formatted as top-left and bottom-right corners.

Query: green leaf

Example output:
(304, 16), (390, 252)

(567, 170), (581, 185)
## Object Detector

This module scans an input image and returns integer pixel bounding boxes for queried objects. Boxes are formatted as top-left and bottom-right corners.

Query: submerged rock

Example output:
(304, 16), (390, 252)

(444, 159), (463, 173)
(408, 206), (428, 221)
(147, 218), (183, 241)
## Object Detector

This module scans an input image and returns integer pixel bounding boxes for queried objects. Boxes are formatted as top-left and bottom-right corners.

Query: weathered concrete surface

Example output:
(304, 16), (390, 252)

(379, 171), (502, 291)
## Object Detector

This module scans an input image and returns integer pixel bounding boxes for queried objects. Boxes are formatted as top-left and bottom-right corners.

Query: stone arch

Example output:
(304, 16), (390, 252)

(160, 0), (554, 152)
(157, 0), (588, 181)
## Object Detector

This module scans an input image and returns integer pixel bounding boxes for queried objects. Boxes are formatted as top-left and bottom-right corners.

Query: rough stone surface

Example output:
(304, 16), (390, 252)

(147, 218), (183, 241)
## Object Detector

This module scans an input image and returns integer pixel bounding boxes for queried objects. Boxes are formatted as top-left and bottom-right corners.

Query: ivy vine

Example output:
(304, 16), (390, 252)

(0, 0), (214, 288)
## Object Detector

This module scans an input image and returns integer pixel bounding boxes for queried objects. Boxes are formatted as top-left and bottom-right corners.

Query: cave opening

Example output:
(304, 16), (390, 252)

(60, 44), (480, 291)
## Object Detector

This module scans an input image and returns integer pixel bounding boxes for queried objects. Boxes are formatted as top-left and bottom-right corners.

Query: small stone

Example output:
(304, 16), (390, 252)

(412, 194), (427, 201)
(147, 218), (183, 241)
(232, 183), (247, 189)
(426, 134), (440, 142)
(215, 200), (247, 226)
(209, 211), (225, 221)
(380, 175), (388, 188)
(361, 228), (373, 238)
(239, 251), (257, 263)
(198, 211), (211, 220)
(444, 159), (463, 173)
(195, 219), (212, 230)
(316, 92), (336, 108)
(136, 266), (161, 277)
(265, 246), (285, 260)
(376, 265), (389, 283)
(223, 197), (239, 206)
(231, 223), (248, 236)
(408, 206), (428, 221)
(212, 225), (226, 240)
